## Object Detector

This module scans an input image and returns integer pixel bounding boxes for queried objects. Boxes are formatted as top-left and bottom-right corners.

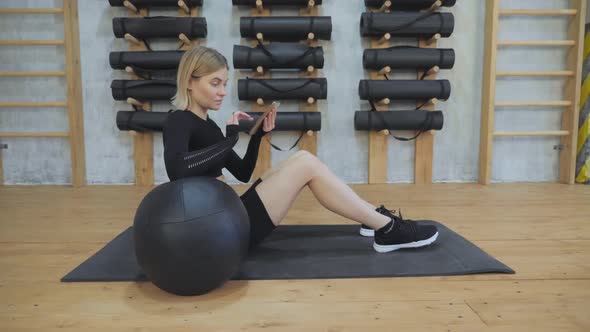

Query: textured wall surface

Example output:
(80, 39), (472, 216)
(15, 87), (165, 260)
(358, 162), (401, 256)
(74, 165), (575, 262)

(0, 0), (580, 184)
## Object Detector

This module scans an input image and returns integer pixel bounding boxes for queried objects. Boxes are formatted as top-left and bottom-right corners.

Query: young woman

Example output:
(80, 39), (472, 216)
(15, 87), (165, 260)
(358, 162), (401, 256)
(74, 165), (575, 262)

(163, 46), (438, 253)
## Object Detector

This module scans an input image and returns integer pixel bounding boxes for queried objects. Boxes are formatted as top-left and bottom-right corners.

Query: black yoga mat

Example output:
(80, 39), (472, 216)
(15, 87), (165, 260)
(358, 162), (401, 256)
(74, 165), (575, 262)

(61, 221), (513, 282)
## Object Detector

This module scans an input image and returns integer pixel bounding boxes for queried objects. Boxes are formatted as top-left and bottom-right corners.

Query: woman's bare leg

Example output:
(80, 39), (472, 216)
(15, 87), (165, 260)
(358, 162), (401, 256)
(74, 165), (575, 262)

(254, 150), (390, 229)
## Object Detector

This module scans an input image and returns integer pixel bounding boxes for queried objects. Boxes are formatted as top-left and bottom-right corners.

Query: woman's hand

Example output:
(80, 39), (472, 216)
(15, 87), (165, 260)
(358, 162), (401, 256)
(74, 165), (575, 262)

(227, 111), (253, 125)
(262, 105), (277, 133)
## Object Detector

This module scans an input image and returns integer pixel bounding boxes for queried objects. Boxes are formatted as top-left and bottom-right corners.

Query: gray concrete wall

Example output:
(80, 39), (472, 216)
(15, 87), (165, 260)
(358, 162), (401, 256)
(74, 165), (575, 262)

(0, 0), (579, 184)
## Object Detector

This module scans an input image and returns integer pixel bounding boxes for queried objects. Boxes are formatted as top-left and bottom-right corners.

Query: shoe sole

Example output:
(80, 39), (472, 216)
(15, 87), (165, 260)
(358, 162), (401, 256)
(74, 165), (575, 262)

(373, 232), (439, 253)
(359, 227), (375, 237)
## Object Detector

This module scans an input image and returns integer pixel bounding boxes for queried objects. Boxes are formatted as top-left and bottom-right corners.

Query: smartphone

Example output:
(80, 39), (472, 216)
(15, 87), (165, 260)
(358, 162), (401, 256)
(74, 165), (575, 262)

(248, 101), (280, 136)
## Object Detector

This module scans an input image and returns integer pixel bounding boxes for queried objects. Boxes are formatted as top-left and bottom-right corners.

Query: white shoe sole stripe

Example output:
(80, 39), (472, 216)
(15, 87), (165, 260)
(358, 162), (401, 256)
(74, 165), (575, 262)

(373, 232), (439, 253)
(359, 227), (375, 237)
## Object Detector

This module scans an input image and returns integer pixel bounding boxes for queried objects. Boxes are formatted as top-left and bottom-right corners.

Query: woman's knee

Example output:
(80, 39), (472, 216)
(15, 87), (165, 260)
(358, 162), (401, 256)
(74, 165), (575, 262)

(292, 150), (324, 175)
(261, 150), (316, 180)
(289, 150), (311, 162)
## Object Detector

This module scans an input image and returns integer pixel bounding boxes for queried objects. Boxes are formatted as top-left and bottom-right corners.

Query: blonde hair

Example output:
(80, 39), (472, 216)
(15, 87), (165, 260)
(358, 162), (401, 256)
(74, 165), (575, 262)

(172, 46), (228, 110)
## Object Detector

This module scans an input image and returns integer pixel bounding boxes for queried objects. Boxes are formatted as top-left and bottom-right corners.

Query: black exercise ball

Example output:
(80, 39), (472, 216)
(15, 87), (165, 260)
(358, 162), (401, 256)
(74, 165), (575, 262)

(133, 176), (250, 296)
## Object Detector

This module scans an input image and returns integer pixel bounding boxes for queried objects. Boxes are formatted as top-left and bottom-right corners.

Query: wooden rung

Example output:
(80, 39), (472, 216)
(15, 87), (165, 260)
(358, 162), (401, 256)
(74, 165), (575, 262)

(499, 9), (577, 16)
(496, 71), (574, 77)
(497, 40), (576, 47)
(0, 102), (67, 108)
(0, 71), (65, 77)
(495, 101), (572, 107)
(493, 130), (570, 137)
(0, 40), (65, 46)
(0, 8), (64, 14)
(0, 132), (69, 138)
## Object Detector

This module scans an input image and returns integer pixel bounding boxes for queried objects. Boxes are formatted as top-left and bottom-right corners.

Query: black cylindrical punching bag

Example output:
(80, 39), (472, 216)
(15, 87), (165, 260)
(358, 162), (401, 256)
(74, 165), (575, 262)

(109, 51), (184, 71)
(238, 112), (321, 132)
(233, 43), (324, 70)
(111, 80), (176, 101)
(109, 0), (203, 7)
(233, 0), (322, 5)
(360, 12), (454, 38)
(240, 16), (332, 42)
(116, 110), (321, 133)
(358, 80), (451, 101)
(354, 110), (444, 131)
(113, 17), (207, 39)
(363, 46), (455, 70)
(364, 0), (455, 10)
(238, 78), (327, 101)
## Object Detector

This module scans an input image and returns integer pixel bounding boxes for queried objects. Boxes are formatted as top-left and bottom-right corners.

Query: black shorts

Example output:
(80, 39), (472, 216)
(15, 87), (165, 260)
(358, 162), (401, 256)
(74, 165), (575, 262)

(239, 177), (276, 248)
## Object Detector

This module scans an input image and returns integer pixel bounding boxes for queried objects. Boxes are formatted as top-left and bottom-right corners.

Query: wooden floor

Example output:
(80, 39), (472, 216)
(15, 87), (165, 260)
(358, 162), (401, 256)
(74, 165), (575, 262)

(1, 183), (589, 331)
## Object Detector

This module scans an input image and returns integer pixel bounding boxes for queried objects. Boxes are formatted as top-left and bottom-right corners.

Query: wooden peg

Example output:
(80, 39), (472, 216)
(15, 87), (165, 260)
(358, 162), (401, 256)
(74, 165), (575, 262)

(177, 0), (190, 14)
(179, 33), (192, 46)
(257, 98), (265, 105)
(307, 65), (315, 73)
(125, 66), (135, 75)
(426, 33), (441, 45)
(380, 129), (390, 136)
(306, 0), (315, 12)
(378, 98), (390, 105)
(429, 129), (435, 135)
(378, 0), (391, 13)
(426, 65), (440, 76)
(306, 130), (314, 136)
(307, 97), (315, 104)
(378, 66), (391, 75)
(126, 97), (143, 107)
(378, 33), (391, 44)
(307, 32), (315, 43)
(256, 0), (264, 13)
(124, 33), (142, 45)
(256, 32), (264, 42)
(123, 0), (138, 13)
(427, 98), (438, 106)
(256, 66), (264, 74)
(128, 130), (137, 137)
(427, 0), (442, 12)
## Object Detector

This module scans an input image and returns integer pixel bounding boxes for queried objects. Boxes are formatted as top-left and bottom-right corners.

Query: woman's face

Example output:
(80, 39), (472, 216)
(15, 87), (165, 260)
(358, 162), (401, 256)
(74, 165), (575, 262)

(188, 67), (228, 111)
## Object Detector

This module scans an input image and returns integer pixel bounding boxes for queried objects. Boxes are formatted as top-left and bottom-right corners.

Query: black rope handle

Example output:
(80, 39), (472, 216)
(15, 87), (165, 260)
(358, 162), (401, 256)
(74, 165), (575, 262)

(265, 131), (306, 151)
(254, 77), (317, 92)
(368, 12), (442, 35)
(249, 16), (318, 40)
(377, 47), (440, 80)
(253, 39), (317, 67)
(119, 19), (153, 50)
(381, 74), (432, 108)
(261, 112), (309, 151)
(245, 77), (320, 99)
(127, 66), (178, 80)
(367, 100), (432, 142)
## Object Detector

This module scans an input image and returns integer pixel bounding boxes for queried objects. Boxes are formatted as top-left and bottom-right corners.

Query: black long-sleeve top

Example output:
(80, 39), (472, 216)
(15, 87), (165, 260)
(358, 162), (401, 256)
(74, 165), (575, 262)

(163, 110), (266, 182)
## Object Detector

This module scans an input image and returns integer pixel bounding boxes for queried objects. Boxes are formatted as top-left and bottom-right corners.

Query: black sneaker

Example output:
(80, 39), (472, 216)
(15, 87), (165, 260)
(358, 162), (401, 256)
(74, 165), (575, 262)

(359, 205), (398, 237)
(373, 210), (438, 253)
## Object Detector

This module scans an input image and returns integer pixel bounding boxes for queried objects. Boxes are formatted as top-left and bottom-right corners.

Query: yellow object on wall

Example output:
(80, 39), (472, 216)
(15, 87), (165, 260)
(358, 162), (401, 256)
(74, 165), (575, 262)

(576, 24), (590, 183)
